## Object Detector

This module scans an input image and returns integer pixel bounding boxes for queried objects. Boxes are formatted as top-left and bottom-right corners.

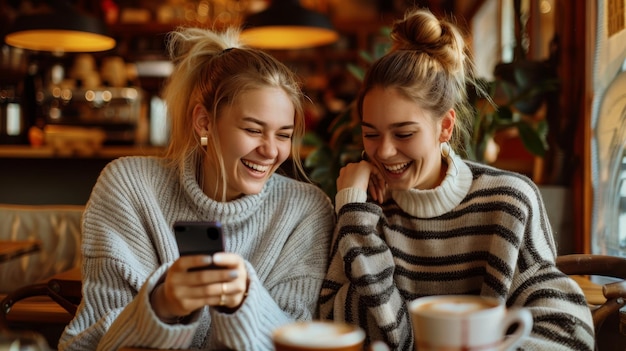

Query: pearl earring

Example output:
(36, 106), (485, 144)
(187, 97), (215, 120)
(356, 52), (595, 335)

(440, 141), (451, 158)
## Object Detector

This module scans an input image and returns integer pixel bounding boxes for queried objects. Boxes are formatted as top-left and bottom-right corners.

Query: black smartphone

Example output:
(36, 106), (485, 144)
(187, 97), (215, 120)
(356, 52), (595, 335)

(174, 221), (225, 271)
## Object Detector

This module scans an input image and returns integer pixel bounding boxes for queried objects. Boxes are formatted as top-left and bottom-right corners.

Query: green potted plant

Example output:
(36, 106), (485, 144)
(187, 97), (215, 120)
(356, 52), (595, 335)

(464, 77), (556, 163)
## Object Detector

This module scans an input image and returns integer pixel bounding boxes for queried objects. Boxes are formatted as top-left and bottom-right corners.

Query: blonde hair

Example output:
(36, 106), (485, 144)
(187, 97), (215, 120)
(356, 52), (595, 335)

(162, 27), (307, 199)
(356, 8), (478, 152)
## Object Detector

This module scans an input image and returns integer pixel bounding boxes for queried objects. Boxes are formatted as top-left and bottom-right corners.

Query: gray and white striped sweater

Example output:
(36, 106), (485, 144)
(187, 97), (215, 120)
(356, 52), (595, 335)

(319, 154), (594, 351)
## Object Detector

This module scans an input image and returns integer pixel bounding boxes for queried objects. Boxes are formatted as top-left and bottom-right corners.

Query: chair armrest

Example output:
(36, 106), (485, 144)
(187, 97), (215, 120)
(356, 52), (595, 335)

(604, 281), (626, 300)
(0, 268), (82, 329)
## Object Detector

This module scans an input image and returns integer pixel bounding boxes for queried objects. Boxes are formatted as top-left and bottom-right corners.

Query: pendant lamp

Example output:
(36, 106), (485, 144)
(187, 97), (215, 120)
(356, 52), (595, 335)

(4, 1), (116, 53)
(241, 0), (339, 50)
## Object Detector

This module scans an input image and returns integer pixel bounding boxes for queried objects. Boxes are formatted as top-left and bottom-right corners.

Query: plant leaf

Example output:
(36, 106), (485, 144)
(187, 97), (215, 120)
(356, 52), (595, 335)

(517, 122), (548, 156)
(359, 51), (374, 63)
(302, 132), (323, 147)
(494, 106), (514, 123)
(347, 64), (365, 82)
(309, 166), (331, 181)
(304, 147), (331, 168)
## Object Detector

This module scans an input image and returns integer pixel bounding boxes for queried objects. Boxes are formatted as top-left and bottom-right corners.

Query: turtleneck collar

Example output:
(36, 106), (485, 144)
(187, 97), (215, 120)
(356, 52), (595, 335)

(180, 160), (270, 224)
(390, 150), (472, 218)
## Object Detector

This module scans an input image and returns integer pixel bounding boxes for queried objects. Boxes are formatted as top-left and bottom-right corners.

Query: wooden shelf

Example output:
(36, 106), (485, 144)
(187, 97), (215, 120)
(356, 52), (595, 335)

(0, 145), (165, 159)
(0, 144), (314, 160)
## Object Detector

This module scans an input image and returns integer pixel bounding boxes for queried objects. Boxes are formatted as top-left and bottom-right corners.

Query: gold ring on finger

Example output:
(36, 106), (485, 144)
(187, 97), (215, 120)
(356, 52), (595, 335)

(219, 282), (227, 306)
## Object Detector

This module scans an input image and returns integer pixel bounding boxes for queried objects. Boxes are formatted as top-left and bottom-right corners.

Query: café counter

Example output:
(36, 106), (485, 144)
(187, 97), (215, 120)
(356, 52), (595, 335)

(0, 145), (164, 205)
(0, 144), (309, 205)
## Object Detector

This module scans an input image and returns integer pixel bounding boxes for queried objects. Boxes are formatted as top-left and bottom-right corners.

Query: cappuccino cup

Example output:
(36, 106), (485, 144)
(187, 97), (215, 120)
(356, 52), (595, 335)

(408, 295), (532, 351)
(273, 321), (366, 351)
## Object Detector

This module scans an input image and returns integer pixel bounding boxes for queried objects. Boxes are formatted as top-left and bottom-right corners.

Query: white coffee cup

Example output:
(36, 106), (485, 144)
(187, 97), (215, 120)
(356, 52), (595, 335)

(273, 320), (366, 351)
(408, 295), (532, 351)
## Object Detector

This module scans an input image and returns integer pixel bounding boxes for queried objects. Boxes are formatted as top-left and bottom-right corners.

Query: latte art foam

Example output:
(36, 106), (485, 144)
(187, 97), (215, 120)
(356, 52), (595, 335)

(418, 297), (496, 316)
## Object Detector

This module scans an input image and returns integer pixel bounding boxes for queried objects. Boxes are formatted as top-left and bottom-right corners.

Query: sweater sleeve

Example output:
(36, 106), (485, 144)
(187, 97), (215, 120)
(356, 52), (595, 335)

(206, 187), (336, 350)
(95, 265), (204, 351)
(205, 262), (291, 349)
(335, 187), (368, 214)
(500, 183), (595, 351)
(319, 201), (412, 350)
(57, 231), (206, 351)
(507, 261), (595, 351)
(58, 163), (207, 351)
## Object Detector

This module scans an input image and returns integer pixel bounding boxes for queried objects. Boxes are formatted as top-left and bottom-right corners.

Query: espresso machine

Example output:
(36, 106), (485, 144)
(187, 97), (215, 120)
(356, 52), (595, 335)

(37, 54), (146, 145)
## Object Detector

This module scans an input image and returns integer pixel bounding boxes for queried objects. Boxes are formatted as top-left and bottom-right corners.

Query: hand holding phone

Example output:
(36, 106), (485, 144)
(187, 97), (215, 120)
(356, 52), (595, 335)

(174, 221), (225, 271)
(170, 221), (248, 311)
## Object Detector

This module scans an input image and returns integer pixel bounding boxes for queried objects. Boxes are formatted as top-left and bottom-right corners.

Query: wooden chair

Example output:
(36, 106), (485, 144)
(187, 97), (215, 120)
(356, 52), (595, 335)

(556, 254), (626, 350)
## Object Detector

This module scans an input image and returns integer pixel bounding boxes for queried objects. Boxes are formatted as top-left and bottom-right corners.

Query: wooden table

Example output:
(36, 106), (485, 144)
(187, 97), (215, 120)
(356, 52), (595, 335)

(120, 348), (190, 351)
(0, 240), (41, 263)
(571, 275), (606, 305)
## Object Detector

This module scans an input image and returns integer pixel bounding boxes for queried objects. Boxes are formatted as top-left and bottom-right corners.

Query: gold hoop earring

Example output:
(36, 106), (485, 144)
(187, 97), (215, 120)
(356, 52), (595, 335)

(361, 150), (368, 161)
(200, 135), (208, 146)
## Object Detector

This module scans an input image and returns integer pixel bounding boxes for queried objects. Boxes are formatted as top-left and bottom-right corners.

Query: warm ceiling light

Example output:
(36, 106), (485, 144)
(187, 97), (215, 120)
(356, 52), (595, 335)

(241, 0), (339, 50)
(4, 1), (116, 53)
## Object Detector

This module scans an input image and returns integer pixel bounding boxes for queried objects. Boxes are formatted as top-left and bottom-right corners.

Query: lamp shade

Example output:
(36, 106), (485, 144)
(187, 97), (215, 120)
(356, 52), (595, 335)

(241, 0), (339, 50)
(4, 2), (116, 53)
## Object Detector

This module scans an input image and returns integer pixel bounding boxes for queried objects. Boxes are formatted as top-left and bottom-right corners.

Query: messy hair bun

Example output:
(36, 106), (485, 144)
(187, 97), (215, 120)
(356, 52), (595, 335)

(166, 27), (241, 66)
(357, 8), (478, 153)
(391, 9), (467, 78)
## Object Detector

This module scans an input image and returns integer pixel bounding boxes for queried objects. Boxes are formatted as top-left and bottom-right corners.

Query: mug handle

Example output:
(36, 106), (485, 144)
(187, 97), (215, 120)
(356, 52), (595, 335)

(498, 308), (533, 351)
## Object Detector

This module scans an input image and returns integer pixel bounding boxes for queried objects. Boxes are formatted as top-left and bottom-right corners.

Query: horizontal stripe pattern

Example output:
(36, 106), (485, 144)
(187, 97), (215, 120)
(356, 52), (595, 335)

(320, 159), (594, 350)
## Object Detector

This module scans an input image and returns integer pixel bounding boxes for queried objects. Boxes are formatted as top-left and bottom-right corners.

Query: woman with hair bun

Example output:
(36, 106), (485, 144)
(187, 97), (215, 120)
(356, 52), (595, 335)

(58, 26), (334, 351)
(319, 8), (593, 350)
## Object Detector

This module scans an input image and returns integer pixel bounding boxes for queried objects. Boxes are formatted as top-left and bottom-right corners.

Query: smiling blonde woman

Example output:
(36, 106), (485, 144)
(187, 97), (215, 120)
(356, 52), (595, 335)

(59, 26), (334, 351)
